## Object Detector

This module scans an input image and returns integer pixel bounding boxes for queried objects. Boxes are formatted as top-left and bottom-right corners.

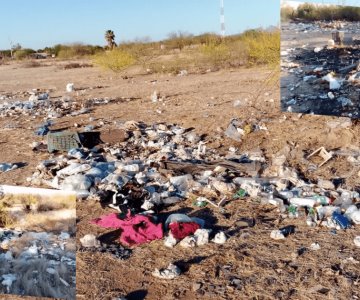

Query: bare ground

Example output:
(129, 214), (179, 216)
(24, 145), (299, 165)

(0, 60), (359, 300)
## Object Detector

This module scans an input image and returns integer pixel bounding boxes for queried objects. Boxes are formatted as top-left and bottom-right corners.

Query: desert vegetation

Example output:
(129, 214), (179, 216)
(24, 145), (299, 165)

(281, 3), (360, 22)
(94, 29), (280, 73)
(0, 28), (280, 73)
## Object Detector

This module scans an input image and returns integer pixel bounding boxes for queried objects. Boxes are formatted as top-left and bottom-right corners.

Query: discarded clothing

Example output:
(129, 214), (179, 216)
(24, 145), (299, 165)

(168, 222), (200, 240)
(91, 212), (163, 246)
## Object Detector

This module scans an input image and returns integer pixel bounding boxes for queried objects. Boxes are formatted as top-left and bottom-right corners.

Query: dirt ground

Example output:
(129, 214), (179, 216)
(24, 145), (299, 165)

(0, 60), (359, 300)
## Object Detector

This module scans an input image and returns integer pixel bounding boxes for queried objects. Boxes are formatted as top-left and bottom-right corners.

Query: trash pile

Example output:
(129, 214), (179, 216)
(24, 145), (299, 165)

(281, 22), (360, 117)
(0, 163), (21, 173)
(0, 92), (126, 119)
(25, 120), (360, 258)
(0, 229), (75, 299)
(283, 21), (360, 34)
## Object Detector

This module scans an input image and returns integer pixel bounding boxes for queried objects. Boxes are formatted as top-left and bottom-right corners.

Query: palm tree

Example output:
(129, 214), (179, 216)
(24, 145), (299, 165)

(105, 30), (116, 50)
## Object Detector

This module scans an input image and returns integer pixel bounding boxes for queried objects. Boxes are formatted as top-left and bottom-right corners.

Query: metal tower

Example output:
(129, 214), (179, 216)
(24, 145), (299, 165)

(220, 0), (225, 38)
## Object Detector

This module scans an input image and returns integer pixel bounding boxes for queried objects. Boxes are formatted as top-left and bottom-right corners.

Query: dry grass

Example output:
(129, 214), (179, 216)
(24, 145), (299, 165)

(21, 60), (42, 68)
(282, 3), (360, 21)
(92, 30), (279, 74)
(0, 193), (76, 231)
(62, 62), (93, 70)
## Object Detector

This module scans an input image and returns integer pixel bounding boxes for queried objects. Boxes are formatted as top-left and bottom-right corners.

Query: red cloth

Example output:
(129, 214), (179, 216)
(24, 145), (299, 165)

(91, 212), (163, 246)
(168, 222), (200, 240)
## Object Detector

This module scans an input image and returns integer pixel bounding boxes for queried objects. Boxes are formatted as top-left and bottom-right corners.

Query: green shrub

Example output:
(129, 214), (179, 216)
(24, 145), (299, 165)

(200, 42), (231, 66)
(241, 30), (280, 66)
(53, 44), (104, 59)
(14, 48), (35, 60)
(93, 49), (135, 72)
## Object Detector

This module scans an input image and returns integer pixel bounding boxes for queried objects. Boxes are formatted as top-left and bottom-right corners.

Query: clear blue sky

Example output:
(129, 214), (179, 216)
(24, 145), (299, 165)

(0, 0), (280, 50)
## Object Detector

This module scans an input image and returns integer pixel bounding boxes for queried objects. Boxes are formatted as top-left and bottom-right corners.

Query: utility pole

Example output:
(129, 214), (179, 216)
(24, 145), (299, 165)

(9, 39), (13, 59)
(220, 0), (225, 38)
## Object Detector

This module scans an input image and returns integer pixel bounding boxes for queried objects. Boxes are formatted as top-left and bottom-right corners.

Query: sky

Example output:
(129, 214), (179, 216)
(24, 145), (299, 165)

(0, 0), (280, 50)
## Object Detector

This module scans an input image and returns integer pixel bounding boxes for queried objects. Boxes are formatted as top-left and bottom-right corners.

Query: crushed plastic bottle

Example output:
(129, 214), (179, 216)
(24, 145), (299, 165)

(332, 212), (351, 229)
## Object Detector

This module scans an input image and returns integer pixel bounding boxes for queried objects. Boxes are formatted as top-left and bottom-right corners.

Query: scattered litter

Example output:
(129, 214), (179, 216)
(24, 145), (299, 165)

(270, 225), (296, 240)
(354, 236), (360, 247)
(152, 263), (181, 279)
(1, 274), (17, 293)
(164, 233), (178, 248)
(212, 231), (227, 244)
(80, 234), (101, 248)
(310, 242), (321, 251)
(0, 163), (19, 172)
(66, 83), (74, 92)
(307, 147), (334, 167)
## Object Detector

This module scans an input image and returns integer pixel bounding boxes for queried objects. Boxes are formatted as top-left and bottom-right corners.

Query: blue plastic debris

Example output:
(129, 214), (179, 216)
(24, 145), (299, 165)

(68, 148), (86, 159)
(35, 120), (53, 136)
(332, 212), (351, 229)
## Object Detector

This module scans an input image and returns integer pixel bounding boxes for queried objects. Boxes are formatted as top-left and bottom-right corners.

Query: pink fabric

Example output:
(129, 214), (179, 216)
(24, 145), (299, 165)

(169, 222), (200, 240)
(91, 212), (163, 246)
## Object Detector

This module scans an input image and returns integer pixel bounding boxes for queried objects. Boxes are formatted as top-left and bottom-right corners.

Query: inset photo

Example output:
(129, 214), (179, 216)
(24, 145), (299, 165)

(0, 186), (76, 300)
(281, 1), (360, 117)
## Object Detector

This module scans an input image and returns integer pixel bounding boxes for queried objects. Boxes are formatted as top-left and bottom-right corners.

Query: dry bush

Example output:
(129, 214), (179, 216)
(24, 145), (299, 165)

(285, 3), (360, 21)
(22, 60), (42, 68)
(63, 62), (93, 70)
(241, 30), (280, 67)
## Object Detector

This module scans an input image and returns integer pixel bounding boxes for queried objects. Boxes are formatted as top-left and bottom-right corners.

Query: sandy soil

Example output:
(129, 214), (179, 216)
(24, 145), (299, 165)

(0, 60), (359, 300)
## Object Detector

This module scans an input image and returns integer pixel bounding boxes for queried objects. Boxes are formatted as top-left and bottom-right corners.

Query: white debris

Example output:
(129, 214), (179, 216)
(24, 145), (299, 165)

(4, 251), (13, 260)
(1, 274), (17, 292)
(59, 232), (70, 240)
(61, 174), (92, 191)
(354, 236), (360, 247)
(66, 83), (74, 92)
(327, 39), (335, 48)
(164, 233), (178, 248)
(24, 244), (39, 256)
(345, 206), (360, 224)
(303, 75), (317, 82)
(179, 236), (196, 248)
(29, 94), (39, 101)
(46, 268), (56, 274)
(80, 234), (100, 248)
(322, 73), (341, 90)
(338, 97), (353, 107)
(152, 263), (181, 279)
(194, 229), (211, 246)
(327, 92), (335, 99)
(310, 242), (321, 251)
(151, 91), (158, 103)
(59, 277), (70, 287)
(270, 230), (285, 240)
(212, 231), (227, 244)
(178, 70), (188, 76)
